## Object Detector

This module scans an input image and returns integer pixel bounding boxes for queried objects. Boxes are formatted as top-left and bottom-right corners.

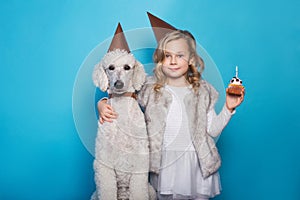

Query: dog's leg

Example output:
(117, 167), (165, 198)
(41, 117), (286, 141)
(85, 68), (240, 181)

(94, 161), (117, 200)
(129, 173), (149, 200)
(148, 183), (157, 200)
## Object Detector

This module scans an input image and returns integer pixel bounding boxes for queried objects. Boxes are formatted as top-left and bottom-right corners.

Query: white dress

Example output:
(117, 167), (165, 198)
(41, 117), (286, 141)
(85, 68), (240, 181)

(157, 85), (229, 199)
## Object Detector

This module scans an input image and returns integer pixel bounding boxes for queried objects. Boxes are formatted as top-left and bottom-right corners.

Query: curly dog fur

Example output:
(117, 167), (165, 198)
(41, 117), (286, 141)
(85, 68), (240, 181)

(92, 49), (155, 200)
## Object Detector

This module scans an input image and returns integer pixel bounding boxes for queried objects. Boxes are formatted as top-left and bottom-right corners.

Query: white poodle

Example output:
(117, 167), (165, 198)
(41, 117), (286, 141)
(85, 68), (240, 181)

(91, 49), (155, 200)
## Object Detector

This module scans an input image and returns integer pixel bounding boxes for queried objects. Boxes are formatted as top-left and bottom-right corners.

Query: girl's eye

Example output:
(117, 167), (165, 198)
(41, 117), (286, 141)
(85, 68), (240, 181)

(165, 54), (171, 58)
(108, 65), (115, 70)
(124, 64), (131, 70)
(177, 55), (184, 58)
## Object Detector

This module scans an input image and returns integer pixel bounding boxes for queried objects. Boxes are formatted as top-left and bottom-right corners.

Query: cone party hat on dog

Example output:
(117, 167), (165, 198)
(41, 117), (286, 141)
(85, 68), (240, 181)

(147, 12), (177, 43)
(108, 23), (130, 53)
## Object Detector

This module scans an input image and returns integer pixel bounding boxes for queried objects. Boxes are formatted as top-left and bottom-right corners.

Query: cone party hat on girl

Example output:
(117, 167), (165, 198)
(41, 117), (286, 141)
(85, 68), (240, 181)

(108, 22), (130, 53)
(147, 12), (177, 43)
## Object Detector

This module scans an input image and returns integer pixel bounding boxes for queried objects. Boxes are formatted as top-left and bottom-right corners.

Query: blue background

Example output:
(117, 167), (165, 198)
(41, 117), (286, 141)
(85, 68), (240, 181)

(1, 0), (300, 199)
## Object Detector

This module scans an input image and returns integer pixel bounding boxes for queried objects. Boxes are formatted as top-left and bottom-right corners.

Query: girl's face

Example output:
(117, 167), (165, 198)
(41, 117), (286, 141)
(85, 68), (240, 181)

(161, 38), (190, 83)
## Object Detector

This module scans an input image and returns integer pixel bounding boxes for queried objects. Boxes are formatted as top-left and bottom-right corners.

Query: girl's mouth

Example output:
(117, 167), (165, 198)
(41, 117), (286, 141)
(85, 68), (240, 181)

(168, 67), (180, 71)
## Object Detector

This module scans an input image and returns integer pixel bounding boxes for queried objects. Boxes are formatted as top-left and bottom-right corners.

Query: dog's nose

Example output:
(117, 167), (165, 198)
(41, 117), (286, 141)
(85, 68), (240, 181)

(114, 80), (124, 89)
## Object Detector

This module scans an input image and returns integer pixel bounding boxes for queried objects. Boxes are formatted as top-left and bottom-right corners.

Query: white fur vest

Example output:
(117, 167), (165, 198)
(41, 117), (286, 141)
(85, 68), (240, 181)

(138, 77), (221, 179)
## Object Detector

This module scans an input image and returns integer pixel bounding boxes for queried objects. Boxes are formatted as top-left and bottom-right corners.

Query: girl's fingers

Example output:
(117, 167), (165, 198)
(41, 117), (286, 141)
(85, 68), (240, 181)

(97, 101), (118, 123)
(105, 105), (114, 111)
(104, 112), (118, 119)
(99, 117), (104, 124)
(240, 91), (245, 102)
(102, 115), (114, 123)
(100, 109), (118, 123)
(104, 105), (117, 117)
(101, 108), (117, 118)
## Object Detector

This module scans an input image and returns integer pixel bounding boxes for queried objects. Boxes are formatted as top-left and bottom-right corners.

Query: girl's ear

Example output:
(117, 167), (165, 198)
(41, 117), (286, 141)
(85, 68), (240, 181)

(92, 61), (109, 92)
(132, 60), (146, 91)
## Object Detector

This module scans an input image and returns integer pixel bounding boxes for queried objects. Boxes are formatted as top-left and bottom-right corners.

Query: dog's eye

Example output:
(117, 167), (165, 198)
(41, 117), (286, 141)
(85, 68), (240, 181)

(108, 65), (115, 70)
(124, 65), (131, 71)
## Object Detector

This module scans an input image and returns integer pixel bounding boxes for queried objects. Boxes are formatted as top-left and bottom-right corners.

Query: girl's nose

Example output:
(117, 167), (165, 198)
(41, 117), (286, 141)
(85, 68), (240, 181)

(170, 56), (177, 65)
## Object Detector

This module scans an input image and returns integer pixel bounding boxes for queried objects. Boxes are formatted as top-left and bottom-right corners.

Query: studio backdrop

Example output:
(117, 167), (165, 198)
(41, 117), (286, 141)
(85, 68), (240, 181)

(1, 0), (300, 199)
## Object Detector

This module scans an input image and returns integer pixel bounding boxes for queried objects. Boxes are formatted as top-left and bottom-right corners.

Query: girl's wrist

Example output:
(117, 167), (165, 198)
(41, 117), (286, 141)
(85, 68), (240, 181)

(226, 104), (235, 113)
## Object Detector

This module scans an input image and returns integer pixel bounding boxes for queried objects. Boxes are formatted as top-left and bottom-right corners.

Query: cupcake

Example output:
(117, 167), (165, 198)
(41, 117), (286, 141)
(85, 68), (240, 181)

(226, 66), (244, 96)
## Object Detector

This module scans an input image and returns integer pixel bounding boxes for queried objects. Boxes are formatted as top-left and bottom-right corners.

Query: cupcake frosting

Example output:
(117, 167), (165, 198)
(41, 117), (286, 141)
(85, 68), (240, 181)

(229, 77), (243, 85)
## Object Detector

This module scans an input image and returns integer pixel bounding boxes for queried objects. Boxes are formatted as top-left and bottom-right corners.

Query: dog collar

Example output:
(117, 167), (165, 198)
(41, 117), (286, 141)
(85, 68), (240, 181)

(108, 92), (137, 100)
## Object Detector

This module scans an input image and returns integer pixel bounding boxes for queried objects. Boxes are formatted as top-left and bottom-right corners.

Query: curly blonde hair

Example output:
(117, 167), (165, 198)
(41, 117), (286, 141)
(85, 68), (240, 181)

(153, 30), (204, 93)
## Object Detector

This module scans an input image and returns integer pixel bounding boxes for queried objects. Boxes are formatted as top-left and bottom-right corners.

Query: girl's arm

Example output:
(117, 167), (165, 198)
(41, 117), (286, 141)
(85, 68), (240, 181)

(97, 98), (117, 124)
(207, 105), (234, 138)
(207, 90), (244, 138)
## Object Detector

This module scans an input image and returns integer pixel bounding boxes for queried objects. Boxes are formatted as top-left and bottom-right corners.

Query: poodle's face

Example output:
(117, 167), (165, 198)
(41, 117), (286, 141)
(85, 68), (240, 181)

(93, 49), (146, 93)
(102, 50), (137, 94)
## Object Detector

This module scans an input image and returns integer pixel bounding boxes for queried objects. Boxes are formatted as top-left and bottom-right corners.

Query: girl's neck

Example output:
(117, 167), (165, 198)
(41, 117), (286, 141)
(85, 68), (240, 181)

(166, 77), (190, 87)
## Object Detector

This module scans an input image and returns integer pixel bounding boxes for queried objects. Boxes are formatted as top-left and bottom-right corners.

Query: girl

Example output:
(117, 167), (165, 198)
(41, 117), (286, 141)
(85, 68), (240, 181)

(98, 30), (244, 199)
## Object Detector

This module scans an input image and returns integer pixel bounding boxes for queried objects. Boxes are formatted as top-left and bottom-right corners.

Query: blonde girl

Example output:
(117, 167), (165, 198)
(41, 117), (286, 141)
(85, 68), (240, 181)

(99, 30), (244, 200)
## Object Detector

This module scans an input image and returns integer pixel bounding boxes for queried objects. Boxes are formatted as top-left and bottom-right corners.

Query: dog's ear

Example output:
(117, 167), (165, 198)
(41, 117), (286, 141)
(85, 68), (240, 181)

(132, 60), (146, 91)
(92, 61), (109, 92)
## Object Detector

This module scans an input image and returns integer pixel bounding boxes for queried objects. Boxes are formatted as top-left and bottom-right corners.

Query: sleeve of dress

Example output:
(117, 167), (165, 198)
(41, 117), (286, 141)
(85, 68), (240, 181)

(207, 104), (235, 138)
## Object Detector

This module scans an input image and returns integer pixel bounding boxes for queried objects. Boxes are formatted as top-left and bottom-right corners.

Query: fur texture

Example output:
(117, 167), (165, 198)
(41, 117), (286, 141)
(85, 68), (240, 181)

(138, 79), (222, 178)
(91, 49), (155, 200)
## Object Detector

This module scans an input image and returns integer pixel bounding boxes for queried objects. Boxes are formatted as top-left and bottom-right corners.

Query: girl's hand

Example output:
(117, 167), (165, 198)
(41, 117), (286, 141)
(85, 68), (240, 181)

(225, 88), (245, 113)
(97, 99), (118, 124)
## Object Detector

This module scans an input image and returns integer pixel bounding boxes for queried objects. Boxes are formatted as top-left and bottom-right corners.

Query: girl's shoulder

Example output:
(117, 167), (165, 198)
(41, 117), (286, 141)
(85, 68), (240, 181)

(199, 79), (219, 100)
(140, 76), (157, 92)
(200, 79), (214, 90)
(145, 75), (156, 85)
(137, 76), (157, 107)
